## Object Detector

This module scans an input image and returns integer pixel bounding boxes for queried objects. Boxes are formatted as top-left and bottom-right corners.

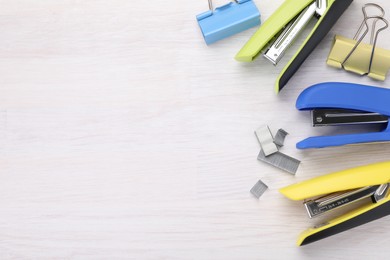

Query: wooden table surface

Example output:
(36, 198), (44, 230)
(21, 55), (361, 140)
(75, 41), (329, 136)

(1, 0), (390, 259)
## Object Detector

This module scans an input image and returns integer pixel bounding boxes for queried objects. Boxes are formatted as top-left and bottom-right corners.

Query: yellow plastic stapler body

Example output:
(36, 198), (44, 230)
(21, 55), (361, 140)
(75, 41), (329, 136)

(280, 161), (390, 246)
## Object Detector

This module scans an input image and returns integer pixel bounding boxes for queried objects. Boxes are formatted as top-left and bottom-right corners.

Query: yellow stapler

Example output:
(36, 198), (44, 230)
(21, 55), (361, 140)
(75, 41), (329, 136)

(235, 0), (353, 93)
(280, 161), (390, 246)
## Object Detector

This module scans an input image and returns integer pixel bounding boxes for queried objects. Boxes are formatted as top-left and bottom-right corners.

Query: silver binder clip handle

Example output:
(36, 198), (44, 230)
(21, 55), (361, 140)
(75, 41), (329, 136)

(353, 3), (385, 43)
(341, 3), (389, 76)
(208, 0), (238, 12)
(208, 0), (214, 12)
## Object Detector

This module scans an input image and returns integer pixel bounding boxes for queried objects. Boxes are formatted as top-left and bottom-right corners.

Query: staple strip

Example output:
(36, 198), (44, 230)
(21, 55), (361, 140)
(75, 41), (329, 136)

(257, 149), (300, 175)
(254, 126), (278, 156)
(250, 180), (269, 199)
(274, 128), (289, 146)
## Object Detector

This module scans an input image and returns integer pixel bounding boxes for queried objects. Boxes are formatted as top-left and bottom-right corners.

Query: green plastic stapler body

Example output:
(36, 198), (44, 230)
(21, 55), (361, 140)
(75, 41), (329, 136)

(235, 0), (353, 93)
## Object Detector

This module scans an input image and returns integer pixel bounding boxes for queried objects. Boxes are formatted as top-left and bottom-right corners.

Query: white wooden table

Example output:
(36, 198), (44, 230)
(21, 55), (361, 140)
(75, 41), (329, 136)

(1, 0), (390, 259)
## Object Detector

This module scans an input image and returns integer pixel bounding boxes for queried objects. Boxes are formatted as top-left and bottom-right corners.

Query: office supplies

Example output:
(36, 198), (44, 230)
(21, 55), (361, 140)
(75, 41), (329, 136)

(255, 126), (300, 174)
(250, 179), (268, 199)
(255, 126), (278, 156)
(279, 161), (390, 246)
(235, 0), (353, 92)
(296, 82), (390, 149)
(327, 3), (390, 81)
(257, 150), (300, 175)
(274, 129), (289, 147)
(196, 0), (261, 45)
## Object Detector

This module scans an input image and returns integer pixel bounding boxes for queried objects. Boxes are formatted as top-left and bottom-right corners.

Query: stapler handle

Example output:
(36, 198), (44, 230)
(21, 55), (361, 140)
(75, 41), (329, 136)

(280, 161), (390, 200)
(296, 82), (390, 114)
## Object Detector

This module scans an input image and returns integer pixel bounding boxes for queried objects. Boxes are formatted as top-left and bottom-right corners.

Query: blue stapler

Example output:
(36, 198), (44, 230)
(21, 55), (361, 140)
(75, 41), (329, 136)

(296, 82), (390, 149)
(196, 0), (261, 45)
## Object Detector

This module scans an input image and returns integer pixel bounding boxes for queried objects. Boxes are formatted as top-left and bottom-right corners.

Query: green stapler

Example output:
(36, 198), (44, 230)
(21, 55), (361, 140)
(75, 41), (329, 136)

(235, 0), (353, 93)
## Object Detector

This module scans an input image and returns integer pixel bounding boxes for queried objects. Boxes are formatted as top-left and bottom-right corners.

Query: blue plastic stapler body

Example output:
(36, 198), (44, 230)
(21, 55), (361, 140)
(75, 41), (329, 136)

(296, 82), (390, 149)
(196, 0), (261, 45)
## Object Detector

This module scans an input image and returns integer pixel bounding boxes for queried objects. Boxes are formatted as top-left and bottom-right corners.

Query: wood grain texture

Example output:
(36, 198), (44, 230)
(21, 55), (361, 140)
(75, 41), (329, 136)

(1, 0), (390, 259)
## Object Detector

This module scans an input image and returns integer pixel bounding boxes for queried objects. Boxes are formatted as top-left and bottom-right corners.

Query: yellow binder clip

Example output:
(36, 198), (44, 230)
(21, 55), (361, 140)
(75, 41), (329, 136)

(327, 3), (390, 81)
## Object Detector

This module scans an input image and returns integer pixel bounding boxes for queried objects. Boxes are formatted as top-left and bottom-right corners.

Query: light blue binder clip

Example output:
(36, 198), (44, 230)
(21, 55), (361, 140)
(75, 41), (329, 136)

(196, 0), (261, 45)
